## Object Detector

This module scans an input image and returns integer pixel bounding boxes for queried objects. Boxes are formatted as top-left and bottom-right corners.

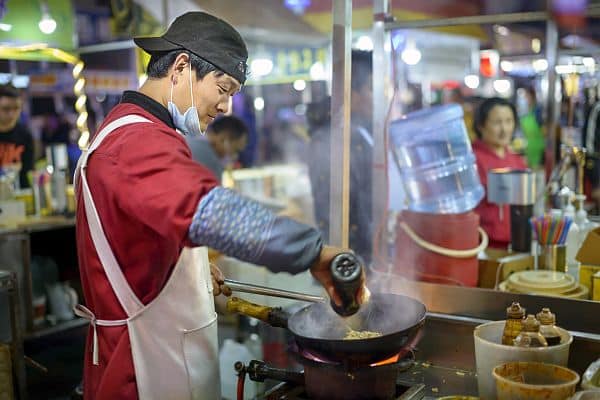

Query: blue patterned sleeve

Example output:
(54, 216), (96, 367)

(188, 187), (323, 274)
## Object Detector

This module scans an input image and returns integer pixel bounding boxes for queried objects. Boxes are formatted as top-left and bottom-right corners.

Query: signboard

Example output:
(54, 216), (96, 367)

(29, 70), (136, 94)
(246, 46), (328, 85)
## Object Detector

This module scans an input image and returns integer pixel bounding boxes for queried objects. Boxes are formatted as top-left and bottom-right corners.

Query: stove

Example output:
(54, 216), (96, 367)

(235, 349), (426, 400)
(260, 381), (426, 400)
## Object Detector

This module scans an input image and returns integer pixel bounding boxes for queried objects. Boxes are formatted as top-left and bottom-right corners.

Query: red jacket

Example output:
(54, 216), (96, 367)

(76, 100), (218, 399)
(472, 140), (527, 249)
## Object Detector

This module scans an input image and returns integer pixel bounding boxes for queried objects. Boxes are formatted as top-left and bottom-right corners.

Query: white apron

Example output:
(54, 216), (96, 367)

(74, 115), (220, 400)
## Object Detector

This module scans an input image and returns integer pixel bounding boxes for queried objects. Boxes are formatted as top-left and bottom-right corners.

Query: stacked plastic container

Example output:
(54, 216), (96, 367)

(389, 104), (485, 287)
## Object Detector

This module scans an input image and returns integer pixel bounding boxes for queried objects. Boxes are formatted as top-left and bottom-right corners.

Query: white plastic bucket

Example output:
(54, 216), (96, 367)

(474, 320), (572, 400)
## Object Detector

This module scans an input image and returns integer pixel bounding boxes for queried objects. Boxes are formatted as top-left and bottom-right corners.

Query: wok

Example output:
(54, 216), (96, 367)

(226, 293), (426, 364)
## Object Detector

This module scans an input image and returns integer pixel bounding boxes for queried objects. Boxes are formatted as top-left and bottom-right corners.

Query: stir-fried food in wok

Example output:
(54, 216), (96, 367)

(344, 329), (383, 340)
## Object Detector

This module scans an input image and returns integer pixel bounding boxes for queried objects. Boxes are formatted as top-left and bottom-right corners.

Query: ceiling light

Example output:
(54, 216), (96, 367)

(500, 60), (514, 72)
(309, 61), (326, 81)
(253, 97), (265, 111)
(0, 23), (12, 32)
(401, 39), (421, 66)
(532, 59), (548, 72)
(583, 57), (595, 68)
(38, 2), (56, 34)
(293, 79), (306, 91)
(493, 79), (511, 94)
(355, 35), (373, 51)
(464, 74), (480, 89)
(284, 0), (311, 15)
(250, 58), (273, 77)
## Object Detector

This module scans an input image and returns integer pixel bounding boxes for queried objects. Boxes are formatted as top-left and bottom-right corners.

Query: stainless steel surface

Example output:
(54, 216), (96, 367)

(223, 279), (325, 303)
(399, 312), (598, 396)
(487, 169), (536, 205)
(398, 383), (426, 399)
(372, 0), (391, 265)
(372, 272), (600, 335)
(545, 15), (559, 174)
(374, 277), (600, 376)
(329, 0), (352, 248)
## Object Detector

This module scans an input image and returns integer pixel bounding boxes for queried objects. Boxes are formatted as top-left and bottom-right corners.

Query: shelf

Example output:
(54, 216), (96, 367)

(25, 318), (88, 341)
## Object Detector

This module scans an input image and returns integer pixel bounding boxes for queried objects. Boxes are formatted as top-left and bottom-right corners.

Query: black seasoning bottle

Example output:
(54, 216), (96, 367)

(502, 302), (526, 345)
(513, 315), (548, 348)
(536, 308), (562, 346)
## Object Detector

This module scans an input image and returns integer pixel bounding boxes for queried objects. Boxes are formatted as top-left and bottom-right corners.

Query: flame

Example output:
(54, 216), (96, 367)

(370, 353), (400, 367)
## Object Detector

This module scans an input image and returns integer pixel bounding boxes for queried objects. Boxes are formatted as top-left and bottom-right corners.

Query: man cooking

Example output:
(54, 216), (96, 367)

(74, 12), (366, 400)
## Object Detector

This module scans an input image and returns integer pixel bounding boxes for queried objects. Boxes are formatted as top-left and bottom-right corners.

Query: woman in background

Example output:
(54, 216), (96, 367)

(472, 97), (527, 249)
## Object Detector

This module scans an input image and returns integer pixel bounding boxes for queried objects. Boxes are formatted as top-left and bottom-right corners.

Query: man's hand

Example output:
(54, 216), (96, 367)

(309, 245), (369, 308)
(210, 263), (231, 297)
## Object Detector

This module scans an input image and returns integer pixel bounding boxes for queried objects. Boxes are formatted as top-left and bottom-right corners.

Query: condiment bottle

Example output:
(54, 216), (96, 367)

(502, 302), (526, 345)
(513, 314), (548, 347)
(536, 308), (562, 346)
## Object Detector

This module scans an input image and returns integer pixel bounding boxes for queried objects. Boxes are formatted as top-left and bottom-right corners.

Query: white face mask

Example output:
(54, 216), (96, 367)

(167, 65), (204, 136)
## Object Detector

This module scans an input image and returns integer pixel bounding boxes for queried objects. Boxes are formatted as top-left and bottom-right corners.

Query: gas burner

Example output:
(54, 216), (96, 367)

(237, 351), (417, 400)
(290, 343), (415, 369)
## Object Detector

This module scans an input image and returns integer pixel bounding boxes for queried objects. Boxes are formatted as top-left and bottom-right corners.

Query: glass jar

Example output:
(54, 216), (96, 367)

(502, 302), (526, 345)
(536, 307), (562, 346)
(513, 314), (548, 347)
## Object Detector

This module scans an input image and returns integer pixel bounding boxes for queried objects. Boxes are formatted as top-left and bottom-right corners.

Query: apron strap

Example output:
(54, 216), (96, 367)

(74, 304), (128, 365)
(75, 115), (152, 317)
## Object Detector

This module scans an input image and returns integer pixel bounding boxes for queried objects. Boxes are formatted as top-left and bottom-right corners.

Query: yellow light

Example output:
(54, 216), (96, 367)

(78, 131), (90, 150)
(77, 112), (88, 128)
(72, 61), (84, 78)
(531, 38), (541, 54)
(75, 95), (87, 111)
(74, 77), (85, 94)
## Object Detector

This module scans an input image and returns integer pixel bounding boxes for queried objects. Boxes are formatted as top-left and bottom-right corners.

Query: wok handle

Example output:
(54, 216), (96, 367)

(226, 297), (289, 328)
(223, 279), (326, 303)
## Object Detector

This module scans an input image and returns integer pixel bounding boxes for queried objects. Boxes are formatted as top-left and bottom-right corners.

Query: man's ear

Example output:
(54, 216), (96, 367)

(172, 53), (190, 75)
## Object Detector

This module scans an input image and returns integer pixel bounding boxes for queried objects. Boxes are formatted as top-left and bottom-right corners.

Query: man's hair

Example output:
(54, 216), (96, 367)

(146, 50), (223, 80)
(208, 115), (247, 139)
(0, 83), (20, 99)
(351, 50), (372, 92)
(473, 97), (518, 139)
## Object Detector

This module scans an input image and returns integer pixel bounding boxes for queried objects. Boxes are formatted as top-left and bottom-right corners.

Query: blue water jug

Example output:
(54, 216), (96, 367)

(389, 104), (484, 214)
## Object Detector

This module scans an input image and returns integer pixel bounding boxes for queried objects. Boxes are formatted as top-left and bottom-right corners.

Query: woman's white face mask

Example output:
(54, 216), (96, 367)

(167, 66), (204, 136)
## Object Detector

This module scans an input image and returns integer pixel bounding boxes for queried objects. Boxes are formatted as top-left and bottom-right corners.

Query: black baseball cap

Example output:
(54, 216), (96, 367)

(134, 12), (249, 84)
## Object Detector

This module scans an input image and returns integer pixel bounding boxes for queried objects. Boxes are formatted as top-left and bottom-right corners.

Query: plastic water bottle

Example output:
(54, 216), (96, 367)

(389, 104), (484, 214)
(219, 339), (257, 400)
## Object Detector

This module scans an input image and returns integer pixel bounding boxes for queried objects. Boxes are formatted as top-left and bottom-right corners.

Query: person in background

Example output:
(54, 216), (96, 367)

(75, 12), (365, 400)
(186, 115), (248, 182)
(307, 50), (374, 265)
(517, 87), (545, 168)
(472, 97), (527, 249)
(0, 83), (33, 189)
